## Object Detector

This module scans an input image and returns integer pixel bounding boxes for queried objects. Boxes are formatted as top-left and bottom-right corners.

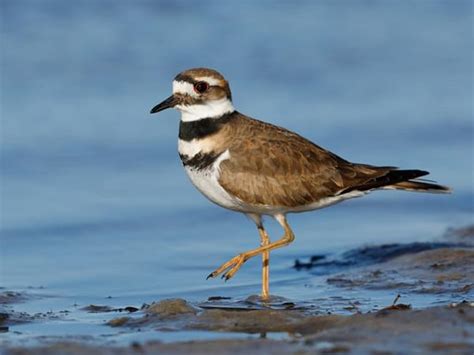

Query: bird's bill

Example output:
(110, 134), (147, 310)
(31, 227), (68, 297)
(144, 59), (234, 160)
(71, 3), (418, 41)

(150, 95), (178, 114)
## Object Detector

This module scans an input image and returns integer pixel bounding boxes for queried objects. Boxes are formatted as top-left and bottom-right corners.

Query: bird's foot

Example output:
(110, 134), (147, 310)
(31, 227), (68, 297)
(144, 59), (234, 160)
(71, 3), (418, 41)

(206, 254), (247, 281)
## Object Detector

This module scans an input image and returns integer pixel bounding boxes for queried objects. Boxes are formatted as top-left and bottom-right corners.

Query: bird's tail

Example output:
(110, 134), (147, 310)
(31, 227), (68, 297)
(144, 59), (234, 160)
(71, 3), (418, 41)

(340, 168), (451, 194)
(379, 169), (451, 193)
(386, 179), (451, 193)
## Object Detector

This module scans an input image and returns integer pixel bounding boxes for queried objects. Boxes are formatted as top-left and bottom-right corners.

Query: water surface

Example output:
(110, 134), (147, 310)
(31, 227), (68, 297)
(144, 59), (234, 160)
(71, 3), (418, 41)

(1, 0), (472, 346)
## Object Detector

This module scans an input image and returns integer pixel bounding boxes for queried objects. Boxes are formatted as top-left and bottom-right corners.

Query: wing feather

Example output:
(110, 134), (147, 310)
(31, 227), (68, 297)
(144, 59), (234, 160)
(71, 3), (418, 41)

(218, 113), (390, 207)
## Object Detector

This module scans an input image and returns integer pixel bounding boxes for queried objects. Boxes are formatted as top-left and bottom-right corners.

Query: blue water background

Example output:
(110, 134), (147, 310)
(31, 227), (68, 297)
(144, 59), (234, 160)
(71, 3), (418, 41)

(1, 0), (472, 318)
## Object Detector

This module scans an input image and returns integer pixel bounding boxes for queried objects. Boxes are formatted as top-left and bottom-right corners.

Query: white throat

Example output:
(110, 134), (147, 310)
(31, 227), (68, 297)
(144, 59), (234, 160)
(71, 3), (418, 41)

(177, 98), (235, 122)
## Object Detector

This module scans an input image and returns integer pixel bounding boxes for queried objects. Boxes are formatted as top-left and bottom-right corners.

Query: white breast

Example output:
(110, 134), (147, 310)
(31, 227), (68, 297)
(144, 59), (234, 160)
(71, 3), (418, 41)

(182, 149), (245, 211)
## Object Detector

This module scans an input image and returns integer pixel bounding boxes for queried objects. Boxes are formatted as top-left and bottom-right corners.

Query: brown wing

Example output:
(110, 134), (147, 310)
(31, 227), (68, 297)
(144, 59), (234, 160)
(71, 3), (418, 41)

(218, 113), (392, 208)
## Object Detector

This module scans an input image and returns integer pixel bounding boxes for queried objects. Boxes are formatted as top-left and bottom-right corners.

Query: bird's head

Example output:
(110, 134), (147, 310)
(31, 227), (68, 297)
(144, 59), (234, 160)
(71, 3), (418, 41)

(150, 68), (234, 122)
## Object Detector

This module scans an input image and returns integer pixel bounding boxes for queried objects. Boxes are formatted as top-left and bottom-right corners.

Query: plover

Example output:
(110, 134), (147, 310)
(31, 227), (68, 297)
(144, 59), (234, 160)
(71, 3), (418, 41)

(150, 67), (450, 299)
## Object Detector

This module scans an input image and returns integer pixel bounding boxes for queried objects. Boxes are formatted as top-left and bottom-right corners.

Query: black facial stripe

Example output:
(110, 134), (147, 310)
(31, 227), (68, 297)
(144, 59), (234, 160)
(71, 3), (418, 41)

(179, 151), (221, 170)
(178, 111), (236, 141)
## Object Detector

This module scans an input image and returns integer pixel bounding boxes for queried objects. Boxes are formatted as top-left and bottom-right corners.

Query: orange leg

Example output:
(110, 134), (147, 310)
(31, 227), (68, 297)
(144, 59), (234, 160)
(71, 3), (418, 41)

(207, 214), (295, 298)
(258, 226), (270, 299)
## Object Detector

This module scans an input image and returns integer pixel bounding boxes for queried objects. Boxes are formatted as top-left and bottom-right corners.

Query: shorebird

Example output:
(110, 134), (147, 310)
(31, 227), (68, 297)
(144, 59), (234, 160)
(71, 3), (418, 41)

(150, 67), (450, 299)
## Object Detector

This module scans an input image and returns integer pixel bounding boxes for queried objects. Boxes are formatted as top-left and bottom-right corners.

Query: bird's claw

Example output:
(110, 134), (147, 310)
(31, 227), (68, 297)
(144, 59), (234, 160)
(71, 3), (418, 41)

(206, 254), (246, 282)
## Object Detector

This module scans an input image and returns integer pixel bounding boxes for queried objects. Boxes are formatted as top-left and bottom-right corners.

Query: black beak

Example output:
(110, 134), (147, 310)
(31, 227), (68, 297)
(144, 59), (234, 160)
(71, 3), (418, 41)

(150, 95), (177, 114)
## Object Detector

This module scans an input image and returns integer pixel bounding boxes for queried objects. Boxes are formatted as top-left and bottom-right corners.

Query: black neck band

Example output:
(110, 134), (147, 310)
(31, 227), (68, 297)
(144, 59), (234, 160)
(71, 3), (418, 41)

(179, 111), (236, 141)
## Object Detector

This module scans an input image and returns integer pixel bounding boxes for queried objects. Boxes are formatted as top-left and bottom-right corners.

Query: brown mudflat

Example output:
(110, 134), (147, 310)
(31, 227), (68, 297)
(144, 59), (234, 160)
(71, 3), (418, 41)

(4, 302), (474, 354)
(3, 225), (473, 354)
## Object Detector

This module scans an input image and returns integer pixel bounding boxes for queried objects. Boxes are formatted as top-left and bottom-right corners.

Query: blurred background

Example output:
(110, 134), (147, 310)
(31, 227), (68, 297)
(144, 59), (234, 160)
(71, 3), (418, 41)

(1, 1), (472, 301)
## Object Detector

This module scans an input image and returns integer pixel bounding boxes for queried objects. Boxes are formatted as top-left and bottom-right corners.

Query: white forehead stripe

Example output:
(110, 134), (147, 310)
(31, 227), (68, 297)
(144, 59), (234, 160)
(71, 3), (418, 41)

(172, 80), (197, 97)
(194, 76), (223, 86)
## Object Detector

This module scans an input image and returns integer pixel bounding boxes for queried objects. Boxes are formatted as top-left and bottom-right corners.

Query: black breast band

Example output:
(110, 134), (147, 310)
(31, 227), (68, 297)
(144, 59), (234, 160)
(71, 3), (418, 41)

(179, 151), (223, 170)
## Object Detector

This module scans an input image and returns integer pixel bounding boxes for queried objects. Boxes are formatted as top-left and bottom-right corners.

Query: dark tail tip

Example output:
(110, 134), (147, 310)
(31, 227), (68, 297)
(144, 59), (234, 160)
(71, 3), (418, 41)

(390, 180), (452, 193)
(340, 168), (450, 194)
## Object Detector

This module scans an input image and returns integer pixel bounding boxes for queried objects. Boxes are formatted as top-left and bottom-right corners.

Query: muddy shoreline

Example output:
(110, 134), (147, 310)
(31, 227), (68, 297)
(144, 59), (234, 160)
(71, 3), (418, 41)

(4, 302), (474, 354)
(2, 226), (473, 354)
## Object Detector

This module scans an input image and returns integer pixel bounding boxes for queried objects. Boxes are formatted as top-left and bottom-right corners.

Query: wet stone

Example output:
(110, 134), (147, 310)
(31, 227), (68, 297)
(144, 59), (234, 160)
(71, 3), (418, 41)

(0, 313), (10, 324)
(81, 305), (140, 313)
(145, 298), (198, 317)
(0, 292), (26, 305)
(107, 317), (131, 327)
(81, 305), (115, 313)
(207, 296), (232, 301)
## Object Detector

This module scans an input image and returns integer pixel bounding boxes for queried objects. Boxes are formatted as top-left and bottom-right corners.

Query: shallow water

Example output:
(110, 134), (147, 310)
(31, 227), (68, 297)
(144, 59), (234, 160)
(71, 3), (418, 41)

(1, 0), (473, 346)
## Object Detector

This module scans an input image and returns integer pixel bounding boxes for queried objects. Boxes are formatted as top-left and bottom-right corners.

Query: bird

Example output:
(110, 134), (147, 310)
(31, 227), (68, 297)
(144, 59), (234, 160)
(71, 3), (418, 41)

(150, 67), (450, 300)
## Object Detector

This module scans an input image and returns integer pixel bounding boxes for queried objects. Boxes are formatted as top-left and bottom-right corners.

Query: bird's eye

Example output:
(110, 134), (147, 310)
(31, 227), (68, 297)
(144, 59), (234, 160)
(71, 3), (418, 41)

(194, 81), (209, 94)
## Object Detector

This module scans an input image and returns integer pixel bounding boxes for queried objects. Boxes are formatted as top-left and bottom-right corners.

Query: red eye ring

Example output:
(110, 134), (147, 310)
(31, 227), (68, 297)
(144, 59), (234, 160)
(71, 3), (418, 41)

(194, 81), (209, 94)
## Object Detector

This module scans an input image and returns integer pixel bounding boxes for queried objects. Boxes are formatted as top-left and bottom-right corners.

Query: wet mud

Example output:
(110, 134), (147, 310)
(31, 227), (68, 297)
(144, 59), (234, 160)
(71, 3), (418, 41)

(4, 303), (474, 354)
(326, 248), (474, 294)
(0, 291), (51, 332)
(2, 225), (473, 354)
